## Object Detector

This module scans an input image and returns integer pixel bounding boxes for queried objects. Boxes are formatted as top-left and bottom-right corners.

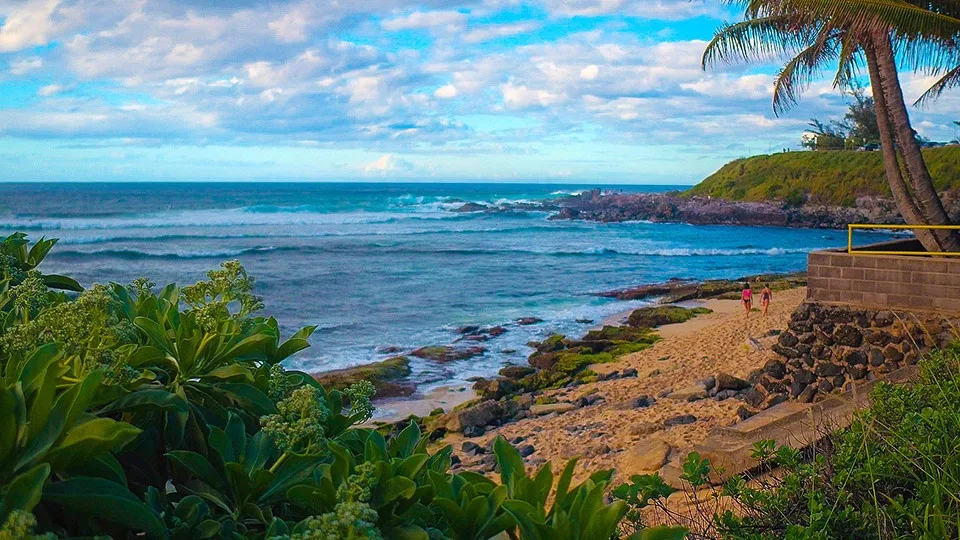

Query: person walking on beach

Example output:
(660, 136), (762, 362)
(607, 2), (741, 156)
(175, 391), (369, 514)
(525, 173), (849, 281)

(741, 282), (752, 318)
(760, 283), (772, 317)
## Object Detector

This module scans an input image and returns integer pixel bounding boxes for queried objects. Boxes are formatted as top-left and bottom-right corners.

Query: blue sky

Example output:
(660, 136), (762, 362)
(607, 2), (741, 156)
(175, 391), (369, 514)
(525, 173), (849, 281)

(1, 0), (958, 184)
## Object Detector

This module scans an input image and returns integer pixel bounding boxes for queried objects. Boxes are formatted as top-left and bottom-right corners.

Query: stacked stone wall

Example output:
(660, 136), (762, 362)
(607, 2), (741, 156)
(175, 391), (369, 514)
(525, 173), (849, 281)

(744, 302), (958, 410)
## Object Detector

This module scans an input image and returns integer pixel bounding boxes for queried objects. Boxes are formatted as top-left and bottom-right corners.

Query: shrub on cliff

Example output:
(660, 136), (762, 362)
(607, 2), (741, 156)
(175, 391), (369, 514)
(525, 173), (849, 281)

(686, 146), (960, 207)
(0, 233), (685, 540)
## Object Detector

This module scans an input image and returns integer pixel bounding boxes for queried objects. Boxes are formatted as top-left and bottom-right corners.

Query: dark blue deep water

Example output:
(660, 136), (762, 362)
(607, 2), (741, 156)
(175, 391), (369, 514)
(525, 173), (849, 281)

(0, 182), (863, 392)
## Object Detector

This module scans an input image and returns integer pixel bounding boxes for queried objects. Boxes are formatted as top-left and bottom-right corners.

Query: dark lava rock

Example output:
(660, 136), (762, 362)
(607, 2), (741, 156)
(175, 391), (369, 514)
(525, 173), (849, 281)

(772, 344), (802, 359)
(759, 377), (787, 394)
(518, 445), (536, 458)
(799, 332), (817, 345)
(736, 406), (755, 420)
(816, 362), (843, 377)
(863, 329), (889, 347)
(834, 325), (863, 348)
(790, 379), (808, 398)
(764, 359), (787, 380)
(846, 364), (868, 380)
(461, 441), (484, 456)
(463, 426), (485, 438)
(778, 332), (799, 348)
(818, 379), (835, 393)
(700, 375), (717, 391)
(485, 326), (508, 337)
(630, 395), (656, 408)
(798, 385), (817, 403)
(412, 345), (486, 362)
(716, 372), (751, 391)
(715, 389), (739, 400)
(576, 318), (594, 324)
(873, 311), (895, 327)
(742, 388), (765, 408)
(766, 393), (789, 408)
(457, 325), (481, 335)
(663, 414), (697, 427)
(499, 365), (536, 379)
(454, 202), (489, 213)
(794, 368), (816, 385)
(621, 367), (639, 378)
(377, 345), (403, 354)
(883, 344), (904, 362)
(868, 348), (885, 367)
(516, 317), (543, 326)
(843, 350), (867, 365)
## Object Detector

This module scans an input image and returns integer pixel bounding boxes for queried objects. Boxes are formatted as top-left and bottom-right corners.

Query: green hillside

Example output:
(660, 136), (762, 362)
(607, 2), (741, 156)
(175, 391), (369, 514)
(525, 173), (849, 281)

(686, 146), (960, 206)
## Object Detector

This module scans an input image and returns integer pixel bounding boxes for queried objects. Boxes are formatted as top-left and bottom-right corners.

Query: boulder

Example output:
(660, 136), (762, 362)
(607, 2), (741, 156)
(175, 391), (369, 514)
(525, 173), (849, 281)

(794, 368), (816, 385)
(472, 378), (518, 400)
(716, 372), (751, 392)
(790, 379), (807, 399)
(630, 422), (665, 436)
(758, 377), (787, 395)
(313, 356), (414, 398)
(862, 329), (890, 346)
(518, 445), (536, 458)
(614, 395), (656, 409)
(411, 345), (486, 363)
(499, 365), (536, 379)
(798, 385), (817, 403)
(516, 317), (543, 326)
(618, 438), (672, 475)
(663, 414), (697, 427)
(868, 348), (885, 367)
(456, 325), (481, 335)
(766, 393), (789, 408)
(846, 364), (868, 380)
(434, 400), (504, 432)
(529, 403), (576, 416)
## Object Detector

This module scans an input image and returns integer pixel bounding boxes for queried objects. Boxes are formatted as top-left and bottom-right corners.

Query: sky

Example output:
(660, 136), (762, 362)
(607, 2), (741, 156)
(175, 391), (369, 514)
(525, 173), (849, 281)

(0, 0), (958, 184)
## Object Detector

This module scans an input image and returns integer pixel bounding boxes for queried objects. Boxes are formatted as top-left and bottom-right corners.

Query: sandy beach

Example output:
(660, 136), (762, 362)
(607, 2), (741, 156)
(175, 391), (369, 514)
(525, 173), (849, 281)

(446, 287), (808, 483)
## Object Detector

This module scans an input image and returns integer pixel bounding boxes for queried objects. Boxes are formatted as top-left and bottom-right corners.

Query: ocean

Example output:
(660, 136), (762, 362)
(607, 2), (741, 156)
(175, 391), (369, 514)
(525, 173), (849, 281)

(0, 182), (865, 394)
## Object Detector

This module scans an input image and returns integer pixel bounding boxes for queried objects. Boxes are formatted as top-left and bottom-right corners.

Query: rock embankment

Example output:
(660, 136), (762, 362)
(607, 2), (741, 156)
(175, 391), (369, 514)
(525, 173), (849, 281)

(739, 302), (959, 411)
(548, 189), (908, 228)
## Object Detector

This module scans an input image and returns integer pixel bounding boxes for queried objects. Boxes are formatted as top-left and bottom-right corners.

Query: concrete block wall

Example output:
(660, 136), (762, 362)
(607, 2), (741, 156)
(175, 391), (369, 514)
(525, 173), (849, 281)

(807, 239), (960, 313)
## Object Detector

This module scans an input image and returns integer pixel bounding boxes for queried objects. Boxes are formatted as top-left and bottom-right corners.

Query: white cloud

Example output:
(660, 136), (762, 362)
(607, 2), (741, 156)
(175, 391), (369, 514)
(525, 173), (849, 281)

(0, 0), (60, 52)
(434, 84), (458, 98)
(9, 57), (43, 75)
(362, 153), (417, 175)
(579, 64), (599, 80)
(501, 81), (566, 108)
(37, 84), (63, 96)
(463, 22), (540, 43)
(381, 11), (467, 32)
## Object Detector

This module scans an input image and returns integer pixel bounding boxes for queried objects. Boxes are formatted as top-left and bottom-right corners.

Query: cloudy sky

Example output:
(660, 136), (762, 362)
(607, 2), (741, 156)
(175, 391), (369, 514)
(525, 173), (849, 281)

(1, 0), (957, 184)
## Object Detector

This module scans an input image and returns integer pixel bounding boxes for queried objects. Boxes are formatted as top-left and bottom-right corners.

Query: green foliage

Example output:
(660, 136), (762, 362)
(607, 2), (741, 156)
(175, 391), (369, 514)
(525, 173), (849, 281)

(686, 146), (960, 207)
(0, 233), (678, 540)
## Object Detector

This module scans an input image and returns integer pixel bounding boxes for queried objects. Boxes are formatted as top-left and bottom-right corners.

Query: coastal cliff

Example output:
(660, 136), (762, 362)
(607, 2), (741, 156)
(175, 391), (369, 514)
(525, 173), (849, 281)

(456, 147), (960, 228)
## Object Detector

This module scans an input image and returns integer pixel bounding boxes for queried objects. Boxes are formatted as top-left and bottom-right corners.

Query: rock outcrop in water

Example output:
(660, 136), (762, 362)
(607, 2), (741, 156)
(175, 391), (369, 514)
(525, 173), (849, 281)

(545, 189), (909, 228)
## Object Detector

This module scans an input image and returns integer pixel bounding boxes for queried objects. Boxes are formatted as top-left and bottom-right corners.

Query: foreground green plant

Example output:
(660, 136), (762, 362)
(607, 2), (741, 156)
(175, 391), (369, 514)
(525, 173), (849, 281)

(0, 233), (686, 539)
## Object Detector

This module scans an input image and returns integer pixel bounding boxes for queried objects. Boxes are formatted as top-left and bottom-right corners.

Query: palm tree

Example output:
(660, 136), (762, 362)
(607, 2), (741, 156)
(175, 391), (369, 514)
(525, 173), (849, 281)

(704, 0), (960, 251)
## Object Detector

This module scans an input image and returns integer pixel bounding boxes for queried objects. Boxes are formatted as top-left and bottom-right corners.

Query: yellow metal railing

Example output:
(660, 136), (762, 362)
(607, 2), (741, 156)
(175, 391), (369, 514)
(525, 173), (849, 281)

(847, 224), (960, 256)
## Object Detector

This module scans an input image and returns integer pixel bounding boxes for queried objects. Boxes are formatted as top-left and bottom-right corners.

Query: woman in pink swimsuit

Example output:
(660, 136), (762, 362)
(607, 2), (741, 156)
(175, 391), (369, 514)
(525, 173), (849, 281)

(741, 282), (752, 318)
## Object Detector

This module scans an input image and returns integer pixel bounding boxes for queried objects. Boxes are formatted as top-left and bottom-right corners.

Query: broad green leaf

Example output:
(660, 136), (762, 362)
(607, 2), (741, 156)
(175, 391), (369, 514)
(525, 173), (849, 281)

(43, 476), (168, 539)
(3, 463), (50, 513)
(215, 383), (276, 415)
(46, 417), (141, 470)
(99, 388), (189, 414)
(382, 476), (417, 503)
(201, 364), (253, 382)
(167, 451), (223, 488)
(42, 274), (83, 292)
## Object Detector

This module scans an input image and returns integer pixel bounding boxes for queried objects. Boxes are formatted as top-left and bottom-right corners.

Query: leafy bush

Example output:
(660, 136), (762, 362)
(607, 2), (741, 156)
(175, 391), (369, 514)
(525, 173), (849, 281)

(0, 233), (686, 540)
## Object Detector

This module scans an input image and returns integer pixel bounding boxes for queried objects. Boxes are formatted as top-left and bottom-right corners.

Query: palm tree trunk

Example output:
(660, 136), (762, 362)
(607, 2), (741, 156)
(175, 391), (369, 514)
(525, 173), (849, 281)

(864, 46), (943, 251)
(870, 28), (960, 252)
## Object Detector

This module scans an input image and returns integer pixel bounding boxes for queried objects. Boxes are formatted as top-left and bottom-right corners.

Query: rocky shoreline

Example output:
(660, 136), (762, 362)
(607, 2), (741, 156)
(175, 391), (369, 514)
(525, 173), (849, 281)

(453, 188), (960, 228)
